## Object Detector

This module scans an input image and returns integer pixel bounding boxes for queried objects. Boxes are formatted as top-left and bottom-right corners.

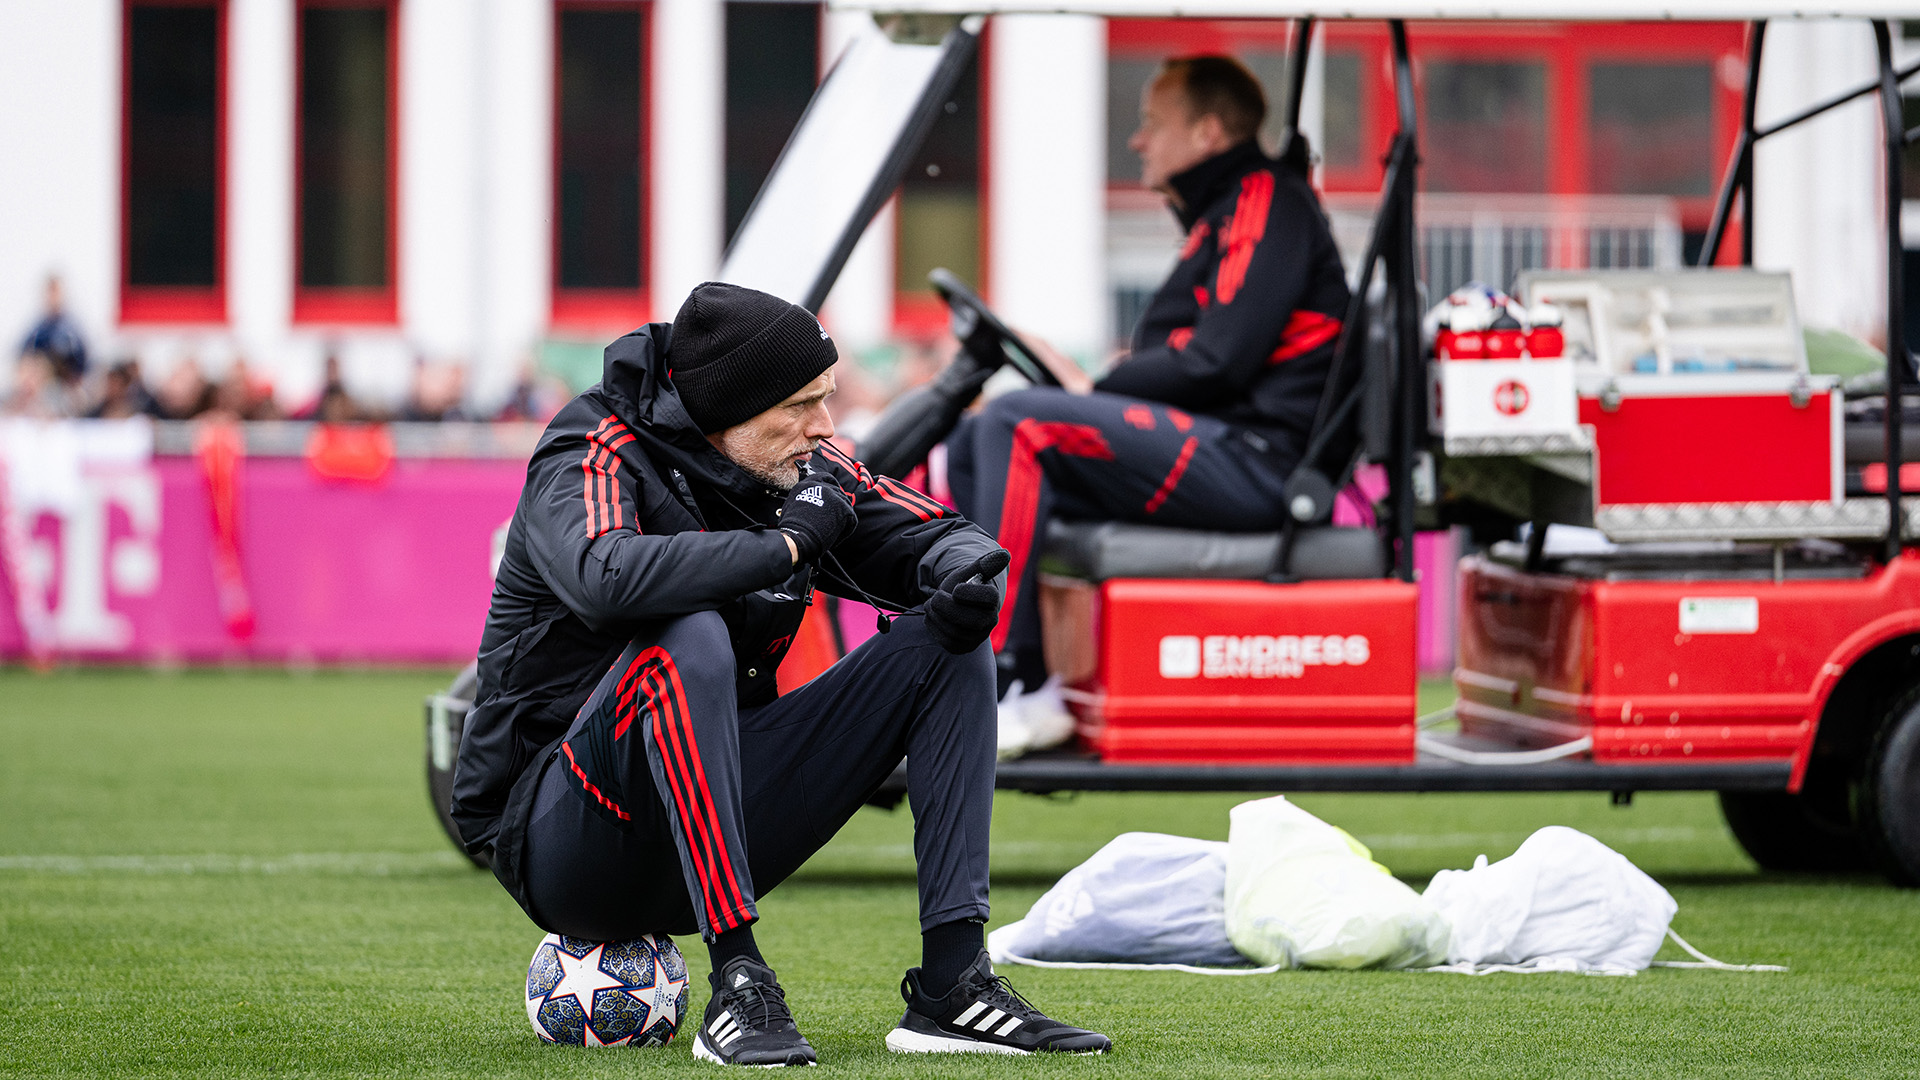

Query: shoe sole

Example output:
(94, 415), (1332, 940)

(693, 1032), (815, 1068)
(886, 1027), (1032, 1056)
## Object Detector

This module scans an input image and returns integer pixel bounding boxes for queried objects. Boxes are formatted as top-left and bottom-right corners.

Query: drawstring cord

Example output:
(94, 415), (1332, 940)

(712, 479), (925, 635)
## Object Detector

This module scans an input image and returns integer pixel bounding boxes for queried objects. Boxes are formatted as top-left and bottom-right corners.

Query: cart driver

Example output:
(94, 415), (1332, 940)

(944, 54), (1353, 754)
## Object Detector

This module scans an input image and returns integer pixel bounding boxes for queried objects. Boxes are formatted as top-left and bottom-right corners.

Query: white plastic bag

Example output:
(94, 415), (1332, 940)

(1223, 796), (1449, 970)
(987, 832), (1254, 969)
(1422, 826), (1678, 974)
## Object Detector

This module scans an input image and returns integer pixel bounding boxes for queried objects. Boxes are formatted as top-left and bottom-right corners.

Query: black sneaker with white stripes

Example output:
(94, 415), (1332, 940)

(885, 951), (1111, 1056)
(692, 957), (816, 1067)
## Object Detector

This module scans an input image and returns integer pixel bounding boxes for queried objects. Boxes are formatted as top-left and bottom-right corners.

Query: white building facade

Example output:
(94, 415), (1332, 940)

(0, 2), (1912, 414)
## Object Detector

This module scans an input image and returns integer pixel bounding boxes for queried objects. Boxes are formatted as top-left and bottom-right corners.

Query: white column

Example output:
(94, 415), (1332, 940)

(399, 0), (481, 378)
(229, 0), (295, 385)
(651, 0), (725, 318)
(988, 14), (1107, 359)
(1299, 26), (1325, 183)
(1752, 20), (1885, 346)
(470, 0), (551, 408)
(817, 10), (894, 350)
(0, 0), (118, 370)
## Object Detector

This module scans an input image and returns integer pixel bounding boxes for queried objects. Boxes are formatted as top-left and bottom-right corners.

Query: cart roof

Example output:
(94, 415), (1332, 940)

(831, 0), (1909, 19)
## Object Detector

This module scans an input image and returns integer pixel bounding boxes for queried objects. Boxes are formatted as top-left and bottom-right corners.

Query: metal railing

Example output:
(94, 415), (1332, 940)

(1106, 191), (1683, 348)
(1325, 192), (1683, 302)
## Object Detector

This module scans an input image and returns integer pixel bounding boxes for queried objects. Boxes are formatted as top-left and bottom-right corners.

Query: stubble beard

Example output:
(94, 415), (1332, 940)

(716, 427), (808, 492)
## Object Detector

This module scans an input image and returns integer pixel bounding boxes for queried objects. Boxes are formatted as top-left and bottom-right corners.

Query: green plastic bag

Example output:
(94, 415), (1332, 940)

(1223, 796), (1449, 970)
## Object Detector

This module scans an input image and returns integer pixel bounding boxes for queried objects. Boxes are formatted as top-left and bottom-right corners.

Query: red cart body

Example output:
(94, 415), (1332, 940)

(1456, 552), (1920, 788)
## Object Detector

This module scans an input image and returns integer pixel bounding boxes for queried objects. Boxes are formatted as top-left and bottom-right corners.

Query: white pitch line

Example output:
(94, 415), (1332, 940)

(1356, 826), (1714, 851)
(0, 851), (474, 875)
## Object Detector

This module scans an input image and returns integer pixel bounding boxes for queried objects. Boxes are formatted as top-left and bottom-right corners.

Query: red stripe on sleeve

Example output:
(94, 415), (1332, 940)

(1214, 171), (1274, 306)
(583, 421), (638, 539)
(1268, 310), (1342, 365)
(581, 417), (614, 537)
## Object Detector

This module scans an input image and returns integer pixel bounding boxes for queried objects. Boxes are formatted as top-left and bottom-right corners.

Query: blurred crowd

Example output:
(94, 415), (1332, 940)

(3, 275), (958, 443)
(3, 276), (572, 425)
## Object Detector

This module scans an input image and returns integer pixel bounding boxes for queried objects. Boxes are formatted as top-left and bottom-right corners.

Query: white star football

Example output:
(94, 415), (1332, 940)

(525, 933), (690, 1047)
(550, 943), (627, 1019)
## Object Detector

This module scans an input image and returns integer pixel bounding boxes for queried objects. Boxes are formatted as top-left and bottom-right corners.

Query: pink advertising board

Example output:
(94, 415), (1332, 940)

(0, 423), (523, 663)
(0, 421), (1459, 670)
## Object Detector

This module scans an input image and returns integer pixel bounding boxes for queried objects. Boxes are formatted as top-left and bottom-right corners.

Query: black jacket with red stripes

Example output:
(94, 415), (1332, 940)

(450, 322), (998, 882)
(1096, 140), (1351, 476)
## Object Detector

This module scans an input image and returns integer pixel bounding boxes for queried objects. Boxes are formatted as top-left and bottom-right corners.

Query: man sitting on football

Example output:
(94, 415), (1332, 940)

(452, 282), (1112, 1064)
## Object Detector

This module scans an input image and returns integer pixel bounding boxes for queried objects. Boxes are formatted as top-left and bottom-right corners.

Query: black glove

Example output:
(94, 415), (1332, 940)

(778, 477), (856, 563)
(925, 549), (1011, 654)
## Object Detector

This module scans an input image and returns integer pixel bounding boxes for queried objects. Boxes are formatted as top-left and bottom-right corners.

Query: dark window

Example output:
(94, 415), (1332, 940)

(1321, 49), (1364, 173)
(127, 4), (220, 289)
(556, 6), (645, 292)
(1589, 62), (1715, 197)
(299, 4), (391, 291)
(1904, 96), (1920, 200)
(897, 49), (981, 295)
(725, 2), (818, 245)
(1422, 60), (1547, 193)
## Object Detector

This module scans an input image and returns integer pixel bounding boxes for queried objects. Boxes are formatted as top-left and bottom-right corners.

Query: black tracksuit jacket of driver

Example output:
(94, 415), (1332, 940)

(450, 323), (999, 908)
(1099, 139), (1351, 467)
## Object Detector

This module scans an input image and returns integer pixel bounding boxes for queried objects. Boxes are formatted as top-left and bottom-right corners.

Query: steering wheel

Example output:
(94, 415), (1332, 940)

(928, 268), (1062, 388)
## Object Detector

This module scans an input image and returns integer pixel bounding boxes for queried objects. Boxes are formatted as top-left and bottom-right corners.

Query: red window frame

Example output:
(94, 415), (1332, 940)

(1319, 21), (1747, 257)
(293, 0), (400, 326)
(550, 0), (654, 333)
(120, 0), (229, 325)
(1108, 20), (1747, 260)
(892, 27), (991, 338)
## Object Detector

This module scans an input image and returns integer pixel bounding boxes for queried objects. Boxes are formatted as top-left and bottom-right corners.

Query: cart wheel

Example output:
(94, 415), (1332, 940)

(1719, 778), (1868, 873)
(1858, 686), (1920, 887)
(427, 662), (488, 869)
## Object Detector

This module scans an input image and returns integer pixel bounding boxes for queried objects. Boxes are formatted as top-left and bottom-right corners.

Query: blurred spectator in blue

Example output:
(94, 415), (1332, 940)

(88, 359), (162, 419)
(19, 274), (88, 382)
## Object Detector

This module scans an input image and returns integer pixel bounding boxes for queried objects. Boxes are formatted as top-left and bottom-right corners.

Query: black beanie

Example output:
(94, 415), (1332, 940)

(668, 282), (839, 433)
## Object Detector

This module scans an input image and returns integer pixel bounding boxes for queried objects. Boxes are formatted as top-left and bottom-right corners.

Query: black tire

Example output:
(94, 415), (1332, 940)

(1858, 685), (1920, 886)
(1719, 776), (1870, 873)
(427, 662), (488, 869)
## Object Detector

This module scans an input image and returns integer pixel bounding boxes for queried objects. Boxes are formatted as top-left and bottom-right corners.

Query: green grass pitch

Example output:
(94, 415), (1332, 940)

(2, 668), (1917, 1077)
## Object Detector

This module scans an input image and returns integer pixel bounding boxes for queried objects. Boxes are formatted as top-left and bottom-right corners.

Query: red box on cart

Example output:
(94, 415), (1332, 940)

(1576, 374), (1841, 506)
(1040, 577), (1420, 764)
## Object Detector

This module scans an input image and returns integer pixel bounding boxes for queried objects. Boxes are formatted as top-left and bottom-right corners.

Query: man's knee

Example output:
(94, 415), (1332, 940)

(648, 610), (734, 680)
(889, 616), (996, 704)
(981, 386), (1075, 431)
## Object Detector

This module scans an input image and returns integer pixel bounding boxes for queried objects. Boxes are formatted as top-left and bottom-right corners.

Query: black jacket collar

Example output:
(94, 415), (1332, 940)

(595, 322), (776, 510)
(1166, 140), (1271, 231)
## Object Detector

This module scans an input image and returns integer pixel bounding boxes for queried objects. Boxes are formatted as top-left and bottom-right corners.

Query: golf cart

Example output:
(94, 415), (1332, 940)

(429, 1), (1920, 885)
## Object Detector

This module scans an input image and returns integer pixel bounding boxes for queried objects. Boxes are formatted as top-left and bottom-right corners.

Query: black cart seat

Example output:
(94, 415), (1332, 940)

(1039, 520), (1388, 582)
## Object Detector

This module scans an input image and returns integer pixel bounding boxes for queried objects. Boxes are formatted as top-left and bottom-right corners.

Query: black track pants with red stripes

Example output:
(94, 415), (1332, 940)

(947, 387), (1290, 675)
(522, 608), (997, 943)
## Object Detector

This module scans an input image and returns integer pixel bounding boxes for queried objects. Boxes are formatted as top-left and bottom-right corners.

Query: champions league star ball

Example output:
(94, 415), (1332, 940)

(525, 933), (690, 1047)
